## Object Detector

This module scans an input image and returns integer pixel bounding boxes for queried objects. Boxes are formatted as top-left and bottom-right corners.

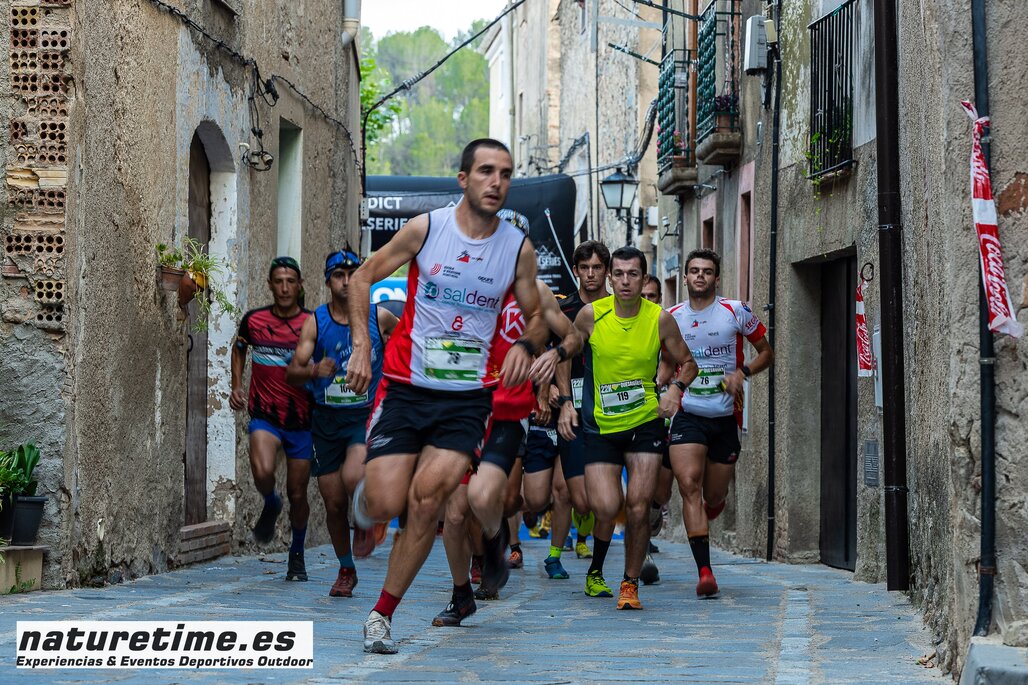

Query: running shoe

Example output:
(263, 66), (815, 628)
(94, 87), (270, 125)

(649, 541), (660, 554)
(704, 499), (726, 521)
(538, 510), (552, 539)
(649, 504), (664, 537)
(352, 525), (376, 559)
(571, 509), (595, 537)
(252, 495), (282, 543)
(286, 551), (308, 582)
(481, 524), (510, 592)
(507, 548), (524, 569)
(544, 556), (569, 579)
(363, 611), (397, 654)
(640, 554), (660, 585)
(696, 567), (719, 597)
(329, 567), (357, 597)
(470, 555), (483, 585)
(351, 479), (374, 531)
(432, 592), (477, 626)
(563, 535), (574, 552)
(584, 570), (613, 598)
(474, 584), (499, 601)
(617, 579), (643, 610)
(575, 541), (592, 559)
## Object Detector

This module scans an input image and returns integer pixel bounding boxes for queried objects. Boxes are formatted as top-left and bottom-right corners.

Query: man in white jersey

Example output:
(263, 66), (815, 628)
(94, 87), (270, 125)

(667, 249), (774, 597)
(345, 138), (549, 654)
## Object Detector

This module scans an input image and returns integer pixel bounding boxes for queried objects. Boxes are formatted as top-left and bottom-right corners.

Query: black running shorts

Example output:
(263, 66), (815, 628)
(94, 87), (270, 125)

(557, 420), (586, 479)
(583, 417), (667, 467)
(669, 411), (741, 465)
(365, 381), (493, 462)
(480, 419), (527, 476)
(524, 423), (559, 474)
(311, 405), (370, 477)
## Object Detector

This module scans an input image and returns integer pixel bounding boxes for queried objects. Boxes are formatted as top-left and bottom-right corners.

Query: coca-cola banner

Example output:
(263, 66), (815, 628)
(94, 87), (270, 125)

(366, 174), (578, 295)
(961, 101), (1024, 338)
(855, 278), (873, 377)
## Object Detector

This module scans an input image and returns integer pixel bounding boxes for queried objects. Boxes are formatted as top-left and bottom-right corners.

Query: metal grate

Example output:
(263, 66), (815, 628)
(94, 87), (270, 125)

(657, 48), (692, 174)
(695, 0), (741, 144)
(808, 0), (856, 179)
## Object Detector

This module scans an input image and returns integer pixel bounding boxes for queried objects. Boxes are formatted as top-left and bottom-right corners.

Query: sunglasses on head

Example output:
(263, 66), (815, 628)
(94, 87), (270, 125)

(269, 256), (301, 279)
(324, 249), (361, 279)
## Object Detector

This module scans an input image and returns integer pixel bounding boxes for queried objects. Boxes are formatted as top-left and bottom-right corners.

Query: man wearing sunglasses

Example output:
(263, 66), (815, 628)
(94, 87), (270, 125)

(286, 249), (398, 599)
(230, 256), (313, 582)
(345, 138), (550, 654)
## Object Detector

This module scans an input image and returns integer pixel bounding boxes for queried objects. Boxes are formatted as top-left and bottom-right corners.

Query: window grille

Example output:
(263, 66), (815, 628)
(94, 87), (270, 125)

(695, 0), (741, 144)
(657, 49), (692, 173)
(808, 0), (857, 178)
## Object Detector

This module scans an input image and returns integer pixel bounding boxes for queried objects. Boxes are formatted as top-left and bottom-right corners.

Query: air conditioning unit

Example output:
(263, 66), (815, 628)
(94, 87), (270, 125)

(743, 15), (768, 74)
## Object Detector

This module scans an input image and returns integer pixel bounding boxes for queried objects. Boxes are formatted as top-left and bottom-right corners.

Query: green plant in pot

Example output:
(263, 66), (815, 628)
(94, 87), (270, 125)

(158, 237), (239, 332)
(0, 444), (46, 546)
(156, 243), (186, 291)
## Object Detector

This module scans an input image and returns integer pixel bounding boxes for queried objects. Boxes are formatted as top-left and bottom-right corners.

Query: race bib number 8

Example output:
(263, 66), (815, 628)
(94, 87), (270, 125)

(571, 377), (584, 409)
(325, 377), (369, 406)
(424, 337), (484, 381)
(689, 366), (725, 396)
(598, 379), (645, 416)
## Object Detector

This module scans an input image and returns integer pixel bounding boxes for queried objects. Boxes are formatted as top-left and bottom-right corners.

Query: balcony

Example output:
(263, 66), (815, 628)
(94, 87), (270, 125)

(694, 0), (742, 166)
(657, 49), (697, 195)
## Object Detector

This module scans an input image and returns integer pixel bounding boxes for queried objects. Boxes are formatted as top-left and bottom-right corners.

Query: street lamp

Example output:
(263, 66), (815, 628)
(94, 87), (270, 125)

(600, 168), (640, 245)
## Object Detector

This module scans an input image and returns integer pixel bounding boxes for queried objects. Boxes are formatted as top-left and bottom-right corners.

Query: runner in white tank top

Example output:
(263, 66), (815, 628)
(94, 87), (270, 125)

(343, 139), (552, 655)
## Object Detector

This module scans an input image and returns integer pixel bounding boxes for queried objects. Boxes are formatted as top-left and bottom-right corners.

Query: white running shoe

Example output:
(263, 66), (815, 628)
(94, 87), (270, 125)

(363, 611), (398, 654)
(351, 478), (374, 531)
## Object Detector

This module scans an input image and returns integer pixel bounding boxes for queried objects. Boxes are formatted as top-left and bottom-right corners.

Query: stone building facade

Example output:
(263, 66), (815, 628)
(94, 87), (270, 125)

(1, 0), (362, 587)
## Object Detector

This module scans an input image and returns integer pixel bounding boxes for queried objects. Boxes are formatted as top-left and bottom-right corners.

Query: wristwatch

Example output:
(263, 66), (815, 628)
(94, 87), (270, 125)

(557, 395), (574, 406)
(741, 364), (752, 378)
(556, 344), (569, 362)
(514, 339), (537, 356)
(670, 380), (687, 393)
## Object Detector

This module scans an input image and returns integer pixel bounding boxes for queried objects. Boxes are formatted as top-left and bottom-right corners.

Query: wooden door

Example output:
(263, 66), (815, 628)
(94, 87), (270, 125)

(185, 132), (210, 526)
(820, 256), (857, 570)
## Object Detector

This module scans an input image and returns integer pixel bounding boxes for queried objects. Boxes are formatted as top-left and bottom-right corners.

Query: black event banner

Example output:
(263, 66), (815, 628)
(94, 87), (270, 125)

(366, 174), (578, 295)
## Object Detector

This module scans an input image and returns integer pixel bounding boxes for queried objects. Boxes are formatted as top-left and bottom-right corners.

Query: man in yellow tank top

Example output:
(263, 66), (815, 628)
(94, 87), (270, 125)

(571, 246), (698, 610)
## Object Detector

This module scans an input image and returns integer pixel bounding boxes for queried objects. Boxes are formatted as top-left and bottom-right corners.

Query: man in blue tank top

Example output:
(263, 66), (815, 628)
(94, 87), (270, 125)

(287, 248), (398, 598)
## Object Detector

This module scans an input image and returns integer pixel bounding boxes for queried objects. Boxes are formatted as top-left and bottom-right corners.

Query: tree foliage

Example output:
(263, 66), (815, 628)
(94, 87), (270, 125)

(362, 22), (491, 176)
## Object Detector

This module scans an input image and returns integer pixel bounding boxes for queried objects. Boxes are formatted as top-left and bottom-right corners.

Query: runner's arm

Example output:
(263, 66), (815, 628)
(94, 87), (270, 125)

(376, 305), (400, 345)
(529, 280), (583, 385)
(286, 316), (335, 387)
(503, 239), (546, 388)
(657, 311), (698, 417)
(346, 214), (429, 394)
(229, 327), (249, 412)
(724, 335), (774, 398)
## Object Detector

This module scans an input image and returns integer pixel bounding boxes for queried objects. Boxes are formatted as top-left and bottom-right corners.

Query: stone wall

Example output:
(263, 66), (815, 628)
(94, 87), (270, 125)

(1, 0), (361, 588)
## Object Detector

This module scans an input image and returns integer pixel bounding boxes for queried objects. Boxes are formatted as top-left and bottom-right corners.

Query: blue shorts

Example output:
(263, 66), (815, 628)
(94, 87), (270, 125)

(249, 418), (313, 460)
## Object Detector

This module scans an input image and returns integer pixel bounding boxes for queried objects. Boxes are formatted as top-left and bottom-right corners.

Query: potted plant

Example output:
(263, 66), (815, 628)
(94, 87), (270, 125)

(156, 243), (186, 291)
(160, 237), (239, 331)
(0, 444), (45, 546)
(713, 93), (738, 131)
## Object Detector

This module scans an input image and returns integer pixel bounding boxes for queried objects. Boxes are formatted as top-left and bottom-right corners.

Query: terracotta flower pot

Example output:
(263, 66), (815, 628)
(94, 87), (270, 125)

(158, 266), (186, 292)
(178, 272), (198, 308)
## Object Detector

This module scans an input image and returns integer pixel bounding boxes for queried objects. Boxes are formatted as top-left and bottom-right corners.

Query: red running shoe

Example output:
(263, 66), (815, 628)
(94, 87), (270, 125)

(507, 548), (523, 569)
(470, 555), (483, 585)
(704, 499), (726, 521)
(696, 566), (719, 597)
(329, 567), (357, 597)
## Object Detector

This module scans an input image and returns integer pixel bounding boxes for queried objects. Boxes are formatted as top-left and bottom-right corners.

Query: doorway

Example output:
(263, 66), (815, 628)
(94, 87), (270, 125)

(820, 255), (857, 570)
(185, 131), (210, 526)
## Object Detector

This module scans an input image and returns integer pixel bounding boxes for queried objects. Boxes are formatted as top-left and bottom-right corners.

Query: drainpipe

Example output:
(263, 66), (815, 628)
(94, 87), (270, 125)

(971, 0), (997, 637)
(340, 0), (361, 48)
(765, 0), (782, 562)
(872, 0), (910, 591)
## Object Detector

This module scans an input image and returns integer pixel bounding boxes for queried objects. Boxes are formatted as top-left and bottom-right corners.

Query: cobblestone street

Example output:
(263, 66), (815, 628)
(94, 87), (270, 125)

(1, 537), (946, 684)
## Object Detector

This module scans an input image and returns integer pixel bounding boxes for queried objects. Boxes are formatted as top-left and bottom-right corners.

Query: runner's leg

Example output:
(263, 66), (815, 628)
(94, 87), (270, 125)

(622, 453), (660, 579)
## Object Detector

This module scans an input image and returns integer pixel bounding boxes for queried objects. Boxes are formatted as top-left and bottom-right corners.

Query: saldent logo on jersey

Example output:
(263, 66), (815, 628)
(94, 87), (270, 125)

(422, 281), (501, 311)
(691, 343), (733, 359)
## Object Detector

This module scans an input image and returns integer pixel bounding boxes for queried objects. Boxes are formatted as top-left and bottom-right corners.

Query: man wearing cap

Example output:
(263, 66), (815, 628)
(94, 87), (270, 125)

(286, 249), (398, 598)
(230, 256), (314, 582)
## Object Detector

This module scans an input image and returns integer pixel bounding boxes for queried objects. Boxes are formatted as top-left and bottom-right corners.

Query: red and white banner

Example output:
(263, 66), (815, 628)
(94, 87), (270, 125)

(855, 278), (874, 377)
(961, 101), (1024, 338)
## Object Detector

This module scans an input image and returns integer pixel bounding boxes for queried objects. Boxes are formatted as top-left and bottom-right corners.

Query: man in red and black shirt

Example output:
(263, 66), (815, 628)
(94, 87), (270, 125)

(230, 256), (313, 581)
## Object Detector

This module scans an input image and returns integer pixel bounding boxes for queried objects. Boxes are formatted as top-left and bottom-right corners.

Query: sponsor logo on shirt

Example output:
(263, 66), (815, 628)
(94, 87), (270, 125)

(457, 250), (484, 264)
(691, 343), (733, 358)
(430, 263), (442, 276)
(478, 276), (495, 284)
(423, 281), (440, 299)
(498, 300), (525, 343)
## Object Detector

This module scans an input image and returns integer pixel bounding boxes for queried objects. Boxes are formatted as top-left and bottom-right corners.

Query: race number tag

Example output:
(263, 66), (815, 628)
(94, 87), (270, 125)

(598, 379), (645, 415)
(689, 366), (725, 396)
(571, 377), (584, 409)
(325, 377), (368, 406)
(424, 337), (484, 381)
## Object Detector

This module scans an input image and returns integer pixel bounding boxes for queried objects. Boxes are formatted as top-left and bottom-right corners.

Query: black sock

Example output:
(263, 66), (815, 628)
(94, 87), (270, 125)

(510, 543), (521, 554)
(689, 535), (711, 573)
(623, 574), (638, 585)
(588, 537), (611, 575)
(577, 532), (587, 544)
(453, 581), (472, 597)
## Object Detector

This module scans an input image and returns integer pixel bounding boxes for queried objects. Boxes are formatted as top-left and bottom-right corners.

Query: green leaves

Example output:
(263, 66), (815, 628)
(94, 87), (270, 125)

(0, 443), (40, 497)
